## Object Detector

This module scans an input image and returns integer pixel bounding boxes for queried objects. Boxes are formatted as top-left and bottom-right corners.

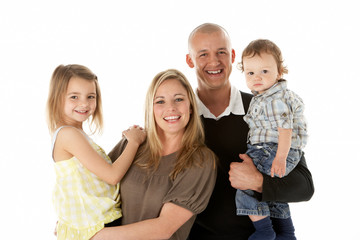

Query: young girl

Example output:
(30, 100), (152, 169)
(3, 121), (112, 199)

(46, 64), (146, 240)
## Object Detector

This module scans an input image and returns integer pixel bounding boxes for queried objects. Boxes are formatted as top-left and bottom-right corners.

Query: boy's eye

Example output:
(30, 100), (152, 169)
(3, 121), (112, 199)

(247, 72), (254, 76)
(262, 70), (268, 74)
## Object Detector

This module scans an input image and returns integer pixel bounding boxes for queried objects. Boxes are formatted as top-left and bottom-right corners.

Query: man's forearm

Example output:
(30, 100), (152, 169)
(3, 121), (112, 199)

(261, 154), (314, 202)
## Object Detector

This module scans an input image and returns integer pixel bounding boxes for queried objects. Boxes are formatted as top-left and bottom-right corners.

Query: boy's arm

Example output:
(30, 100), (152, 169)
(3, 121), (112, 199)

(271, 128), (292, 177)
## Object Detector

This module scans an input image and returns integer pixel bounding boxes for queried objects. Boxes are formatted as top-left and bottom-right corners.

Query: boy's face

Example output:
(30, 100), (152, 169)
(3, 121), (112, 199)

(242, 52), (281, 94)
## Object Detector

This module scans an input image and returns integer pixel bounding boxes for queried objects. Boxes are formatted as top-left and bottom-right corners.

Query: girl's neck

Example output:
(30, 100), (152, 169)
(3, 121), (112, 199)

(57, 121), (83, 130)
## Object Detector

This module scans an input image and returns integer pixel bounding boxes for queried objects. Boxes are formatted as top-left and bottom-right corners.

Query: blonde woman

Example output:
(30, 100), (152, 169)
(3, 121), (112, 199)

(92, 69), (217, 240)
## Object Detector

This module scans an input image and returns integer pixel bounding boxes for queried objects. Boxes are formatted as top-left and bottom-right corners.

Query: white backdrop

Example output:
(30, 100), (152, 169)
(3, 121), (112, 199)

(1, 0), (359, 239)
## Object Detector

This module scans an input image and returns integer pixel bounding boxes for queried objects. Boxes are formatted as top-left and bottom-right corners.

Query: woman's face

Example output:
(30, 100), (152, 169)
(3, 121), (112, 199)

(153, 79), (191, 138)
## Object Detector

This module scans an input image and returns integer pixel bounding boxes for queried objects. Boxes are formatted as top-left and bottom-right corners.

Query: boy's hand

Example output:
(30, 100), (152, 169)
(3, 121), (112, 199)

(271, 156), (286, 178)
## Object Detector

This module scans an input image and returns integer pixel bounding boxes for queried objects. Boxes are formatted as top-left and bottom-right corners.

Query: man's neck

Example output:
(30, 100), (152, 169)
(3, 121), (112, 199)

(197, 84), (231, 117)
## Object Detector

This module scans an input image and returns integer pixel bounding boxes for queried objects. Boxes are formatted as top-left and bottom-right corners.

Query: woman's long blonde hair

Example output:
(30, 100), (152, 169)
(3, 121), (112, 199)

(136, 69), (214, 179)
(46, 64), (103, 134)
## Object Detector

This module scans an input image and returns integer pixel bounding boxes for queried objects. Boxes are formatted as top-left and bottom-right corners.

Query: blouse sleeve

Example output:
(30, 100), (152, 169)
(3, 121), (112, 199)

(163, 150), (217, 215)
(108, 138), (128, 163)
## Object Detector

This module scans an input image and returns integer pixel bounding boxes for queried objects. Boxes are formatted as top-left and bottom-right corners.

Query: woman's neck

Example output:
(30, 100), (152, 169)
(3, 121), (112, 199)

(159, 133), (183, 156)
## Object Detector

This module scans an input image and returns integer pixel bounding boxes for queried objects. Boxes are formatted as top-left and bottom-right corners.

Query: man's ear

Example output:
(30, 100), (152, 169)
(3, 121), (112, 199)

(186, 54), (195, 68)
(231, 49), (236, 64)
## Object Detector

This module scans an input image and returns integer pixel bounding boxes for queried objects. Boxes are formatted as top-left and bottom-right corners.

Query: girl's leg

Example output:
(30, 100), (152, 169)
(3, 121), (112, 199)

(248, 215), (276, 240)
(271, 217), (296, 240)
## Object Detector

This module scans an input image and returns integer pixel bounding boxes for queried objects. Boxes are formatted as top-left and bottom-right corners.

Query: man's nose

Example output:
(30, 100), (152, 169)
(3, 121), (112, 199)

(208, 54), (220, 66)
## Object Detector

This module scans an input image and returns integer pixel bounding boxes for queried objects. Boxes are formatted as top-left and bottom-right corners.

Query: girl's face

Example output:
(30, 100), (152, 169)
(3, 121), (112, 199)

(243, 52), (281, 94)
(62, 77), (97, 128)
(153, 79), (192, 139)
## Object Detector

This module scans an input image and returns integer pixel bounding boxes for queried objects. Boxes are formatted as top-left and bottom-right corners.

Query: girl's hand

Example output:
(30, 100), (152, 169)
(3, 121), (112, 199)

(271, 156), (286, 178)
(122, 125), (146, 146)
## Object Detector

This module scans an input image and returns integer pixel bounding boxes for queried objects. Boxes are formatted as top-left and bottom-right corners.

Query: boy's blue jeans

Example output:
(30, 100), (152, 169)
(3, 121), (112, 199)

(235, 143), (302, 219)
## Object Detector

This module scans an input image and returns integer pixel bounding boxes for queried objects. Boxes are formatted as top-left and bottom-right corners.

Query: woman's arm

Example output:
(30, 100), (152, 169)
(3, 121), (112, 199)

(92, 202), (193, 240)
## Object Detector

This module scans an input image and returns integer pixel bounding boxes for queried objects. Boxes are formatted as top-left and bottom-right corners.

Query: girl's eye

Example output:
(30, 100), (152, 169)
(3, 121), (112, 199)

(262, 70), (268, 74)
(88, 95), (96, 99)
(247, 72), (254, 76)
(70, 96), (78, 99)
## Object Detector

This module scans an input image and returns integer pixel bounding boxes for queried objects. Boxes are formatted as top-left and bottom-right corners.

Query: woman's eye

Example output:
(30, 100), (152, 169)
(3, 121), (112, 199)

(155, 100), (164, 104)
(175, 98), (184, 102)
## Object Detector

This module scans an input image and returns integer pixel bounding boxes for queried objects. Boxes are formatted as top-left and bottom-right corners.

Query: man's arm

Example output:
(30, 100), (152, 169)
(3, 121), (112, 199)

(229, 153), (314, 202)
(262, 153), (314, 202)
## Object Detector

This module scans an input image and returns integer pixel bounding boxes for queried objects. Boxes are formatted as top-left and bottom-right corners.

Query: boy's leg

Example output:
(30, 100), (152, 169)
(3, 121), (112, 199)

(248, 215), (276, 240)
(271, 217), (296, 240)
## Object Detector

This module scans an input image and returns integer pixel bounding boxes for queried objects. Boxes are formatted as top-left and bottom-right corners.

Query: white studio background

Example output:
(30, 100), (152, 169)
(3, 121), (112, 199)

(0, 0), (358, 239)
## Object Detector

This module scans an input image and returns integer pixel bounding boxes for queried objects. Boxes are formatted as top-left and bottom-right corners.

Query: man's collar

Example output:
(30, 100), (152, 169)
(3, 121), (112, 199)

(196, 85), (245, 120)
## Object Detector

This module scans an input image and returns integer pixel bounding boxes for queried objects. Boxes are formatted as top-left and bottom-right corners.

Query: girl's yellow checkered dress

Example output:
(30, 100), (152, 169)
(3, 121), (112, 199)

(52, 126), (121, 240)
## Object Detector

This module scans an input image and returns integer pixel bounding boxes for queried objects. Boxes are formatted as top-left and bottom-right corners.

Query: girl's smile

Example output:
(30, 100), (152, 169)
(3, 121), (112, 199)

(62, 77), (97, 128)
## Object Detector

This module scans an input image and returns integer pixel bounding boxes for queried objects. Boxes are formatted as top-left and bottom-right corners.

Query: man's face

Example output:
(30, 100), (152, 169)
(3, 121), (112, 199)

(186, 30), (235, 91)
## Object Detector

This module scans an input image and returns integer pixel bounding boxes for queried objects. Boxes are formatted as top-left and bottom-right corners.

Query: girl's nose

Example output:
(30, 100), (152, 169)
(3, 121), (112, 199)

(79, 99), (89, 107)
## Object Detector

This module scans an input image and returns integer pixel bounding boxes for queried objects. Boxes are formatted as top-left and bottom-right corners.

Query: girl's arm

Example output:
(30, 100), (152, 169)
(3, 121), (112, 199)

(271, 128), (292, 177)
(91, 202), (194, 240)
(55, 126), (146, 185)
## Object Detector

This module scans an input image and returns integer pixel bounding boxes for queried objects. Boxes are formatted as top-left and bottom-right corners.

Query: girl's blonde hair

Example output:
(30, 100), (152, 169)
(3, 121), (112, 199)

(136, 69), (215, 180)
(46, 64), (103, 134)
(238, 39), (288, 76)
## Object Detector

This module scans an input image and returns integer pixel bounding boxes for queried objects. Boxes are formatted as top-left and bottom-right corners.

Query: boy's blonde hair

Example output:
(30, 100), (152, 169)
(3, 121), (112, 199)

(46, 64), (103, 134)
(238, 39), (288, 76)
(136, 69), (215, 180)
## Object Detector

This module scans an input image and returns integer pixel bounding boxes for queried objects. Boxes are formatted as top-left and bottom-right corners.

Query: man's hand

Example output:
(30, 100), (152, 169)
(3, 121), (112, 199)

(229, 154), (263, 192)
